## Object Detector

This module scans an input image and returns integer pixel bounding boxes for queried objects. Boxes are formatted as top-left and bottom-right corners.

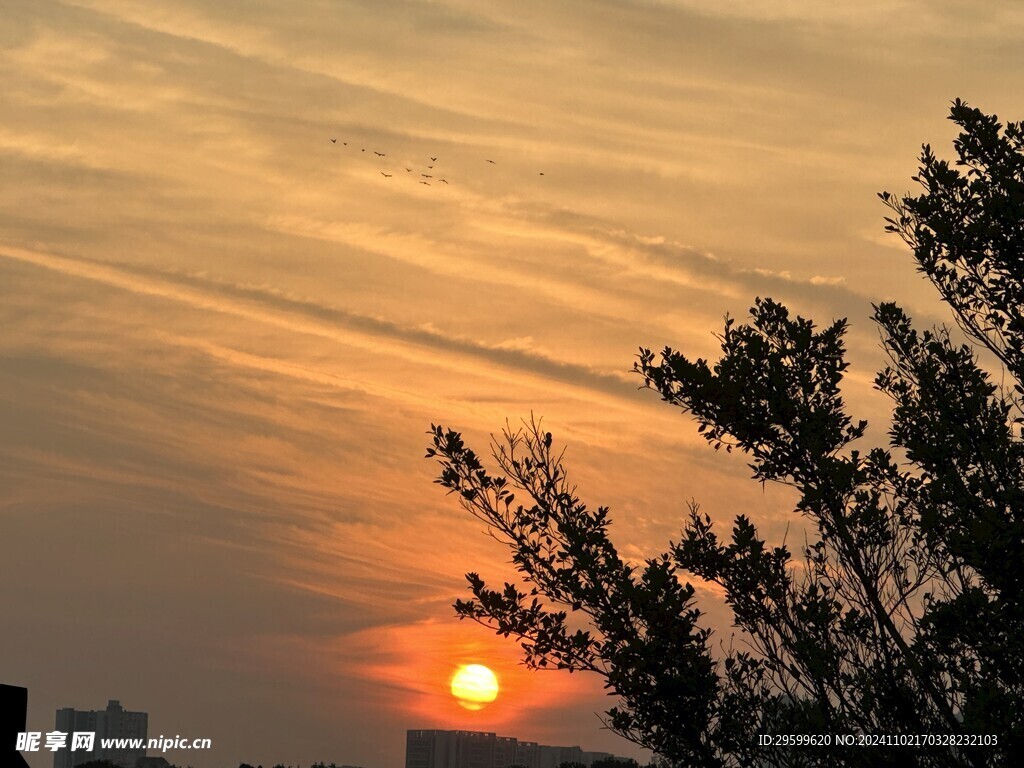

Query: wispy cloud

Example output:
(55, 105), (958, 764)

(3, 1), (1006, 766)
(1, 245), (645, 402)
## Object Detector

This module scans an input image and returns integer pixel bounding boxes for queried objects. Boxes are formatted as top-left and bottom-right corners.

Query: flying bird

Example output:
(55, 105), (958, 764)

(430, 157), (437, 161)
(381, 172), (392, 177)
(427, 165), (434, 169)
(539, 172), (544, 175)
(374, 151), (386, 157)
(440, 179), (449, 184)
(421, 174), (432, 178)
(419, 181), (430, 185)
(330, 138), (336, 143)
(486, 159), (496, 164)
(406, 168), (412, 172)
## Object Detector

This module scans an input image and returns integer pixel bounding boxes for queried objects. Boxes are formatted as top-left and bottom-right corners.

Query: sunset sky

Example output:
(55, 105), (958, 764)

(3, 2), (1024, 767)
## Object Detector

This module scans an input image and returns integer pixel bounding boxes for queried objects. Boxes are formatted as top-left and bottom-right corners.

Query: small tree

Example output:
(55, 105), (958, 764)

(428, 102), (1024, 768)
(592, 758), (639, 768)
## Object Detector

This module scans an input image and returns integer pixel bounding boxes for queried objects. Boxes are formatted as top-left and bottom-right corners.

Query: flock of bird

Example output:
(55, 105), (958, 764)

(329, 137), (545, 188)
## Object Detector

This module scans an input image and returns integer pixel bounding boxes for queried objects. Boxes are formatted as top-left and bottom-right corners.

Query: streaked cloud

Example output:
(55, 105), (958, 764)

(3, 1), (1019, 766)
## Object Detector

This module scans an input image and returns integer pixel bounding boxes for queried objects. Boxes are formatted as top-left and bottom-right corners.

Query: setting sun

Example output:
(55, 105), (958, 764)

(450, 664), (499, 710)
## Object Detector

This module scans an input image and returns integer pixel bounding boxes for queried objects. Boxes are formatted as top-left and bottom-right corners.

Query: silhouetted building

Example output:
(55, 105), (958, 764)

(493, 736), (517, 768)
(1, 683), (32, 768)
(54, 699), (147, 768)
(407, 730), (494, 768)
(406, 730), (621, 768)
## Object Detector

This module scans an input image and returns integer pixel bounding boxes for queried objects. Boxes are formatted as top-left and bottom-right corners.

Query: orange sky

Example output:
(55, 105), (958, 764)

(3, 2), (1024, 767)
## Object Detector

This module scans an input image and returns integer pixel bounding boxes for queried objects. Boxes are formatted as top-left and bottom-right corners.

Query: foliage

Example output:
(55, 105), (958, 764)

(592, 758), (640, 768)
(428, 101), (1024, 767)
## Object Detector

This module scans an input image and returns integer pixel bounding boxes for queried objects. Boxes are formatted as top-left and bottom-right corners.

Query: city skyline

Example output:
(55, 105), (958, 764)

(5, 684), (630, 768)
(4, 1), (1024, 767)
(405, 729), (631, 768)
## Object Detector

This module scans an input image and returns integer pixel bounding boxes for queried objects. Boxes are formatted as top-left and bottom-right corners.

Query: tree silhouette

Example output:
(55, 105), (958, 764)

(592, 758), (639, 768)
(427, 102), (1024, 768)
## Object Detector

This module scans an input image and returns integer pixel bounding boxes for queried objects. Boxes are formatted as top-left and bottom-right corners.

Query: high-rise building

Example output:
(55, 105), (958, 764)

(1, 683), (32, 768)
(407, 729), (494, 768)
(406, 730), (624, 768)
(54, 699), (147, 768)
(493, 736), (518, 768)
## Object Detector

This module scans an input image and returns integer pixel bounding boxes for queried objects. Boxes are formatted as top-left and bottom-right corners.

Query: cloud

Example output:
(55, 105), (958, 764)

(0, 245), (645, 403)
(5, 3), (1010, 766)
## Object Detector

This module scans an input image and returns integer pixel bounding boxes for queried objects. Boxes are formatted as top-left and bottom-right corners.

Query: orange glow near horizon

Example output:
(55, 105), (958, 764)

(326, 617), (606, 731)
(451, 663), (499, 710)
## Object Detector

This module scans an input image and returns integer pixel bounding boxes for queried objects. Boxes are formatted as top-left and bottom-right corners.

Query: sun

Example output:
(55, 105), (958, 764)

(450, 664), (499, 710)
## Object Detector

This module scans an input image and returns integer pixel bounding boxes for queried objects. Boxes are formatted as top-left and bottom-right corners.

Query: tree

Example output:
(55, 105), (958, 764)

(592, 758), (640, 768)
(427, 101), (1024, 768)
